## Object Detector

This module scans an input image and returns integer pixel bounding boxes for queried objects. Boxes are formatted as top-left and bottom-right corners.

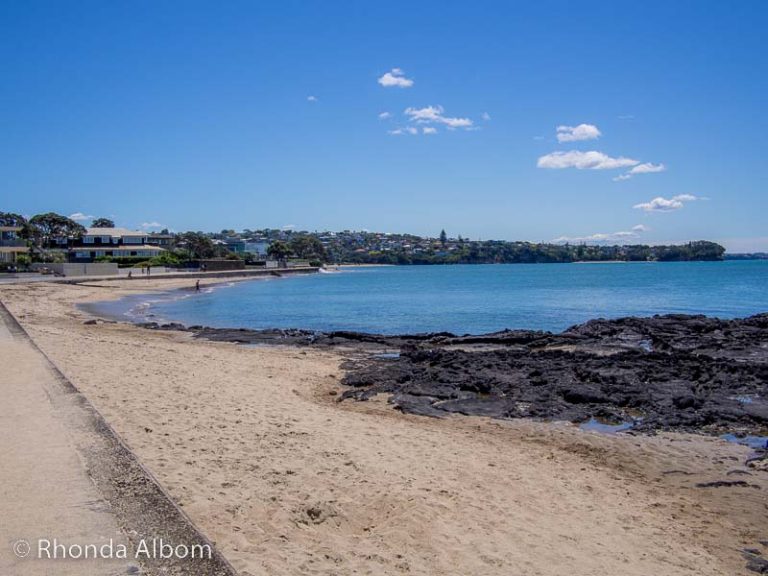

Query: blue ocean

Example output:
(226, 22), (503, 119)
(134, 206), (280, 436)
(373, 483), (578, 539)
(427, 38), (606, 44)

(94, 261), (768, 335)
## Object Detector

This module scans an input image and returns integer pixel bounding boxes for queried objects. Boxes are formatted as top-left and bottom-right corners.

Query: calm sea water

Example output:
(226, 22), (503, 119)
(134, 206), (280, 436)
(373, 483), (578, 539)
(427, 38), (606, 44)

(94, 261), (768, 334)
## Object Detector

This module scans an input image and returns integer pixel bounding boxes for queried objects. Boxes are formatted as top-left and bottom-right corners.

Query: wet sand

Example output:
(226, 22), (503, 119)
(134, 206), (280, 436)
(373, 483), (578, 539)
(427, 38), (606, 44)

(1, 279), (766, 575)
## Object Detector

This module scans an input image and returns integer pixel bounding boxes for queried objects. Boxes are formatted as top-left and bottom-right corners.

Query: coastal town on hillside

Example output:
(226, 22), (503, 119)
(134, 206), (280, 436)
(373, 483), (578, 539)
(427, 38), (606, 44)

(0, 211), (741, 274)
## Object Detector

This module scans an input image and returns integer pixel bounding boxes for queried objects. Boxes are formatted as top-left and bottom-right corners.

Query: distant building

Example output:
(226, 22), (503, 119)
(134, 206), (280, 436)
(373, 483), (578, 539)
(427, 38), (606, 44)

(71, 228), (164, 262)
(223, 236), (246, 254)
(0, 226), (29, 264)
(147, 233), (174, 248)
(245, 240), (271, 257)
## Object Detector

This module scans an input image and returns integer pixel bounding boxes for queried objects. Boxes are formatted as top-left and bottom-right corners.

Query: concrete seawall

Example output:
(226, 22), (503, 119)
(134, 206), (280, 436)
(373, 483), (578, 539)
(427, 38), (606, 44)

(49, 266), (320, 285)
(0, 300), (239, 576)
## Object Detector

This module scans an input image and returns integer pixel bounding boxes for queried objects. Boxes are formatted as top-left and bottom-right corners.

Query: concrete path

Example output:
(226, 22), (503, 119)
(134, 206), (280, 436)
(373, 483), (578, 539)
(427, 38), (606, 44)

(0, 308), (135, 575)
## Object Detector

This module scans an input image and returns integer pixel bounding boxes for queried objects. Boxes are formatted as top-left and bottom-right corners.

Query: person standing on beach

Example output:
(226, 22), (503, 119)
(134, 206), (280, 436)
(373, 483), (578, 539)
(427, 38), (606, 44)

(195, 279), (200, 292)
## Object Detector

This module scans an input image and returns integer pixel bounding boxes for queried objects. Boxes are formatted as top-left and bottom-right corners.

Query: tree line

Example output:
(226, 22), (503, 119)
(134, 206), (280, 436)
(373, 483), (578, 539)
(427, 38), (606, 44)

(329, 240), (726, 264)
(1, 211), (726, 265)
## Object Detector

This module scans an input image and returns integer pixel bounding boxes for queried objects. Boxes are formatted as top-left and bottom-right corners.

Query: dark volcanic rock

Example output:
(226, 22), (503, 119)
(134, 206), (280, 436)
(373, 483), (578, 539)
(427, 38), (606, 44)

(744, 551), (768, 574)
(695, 480), (756, 488)
(337, 314), (768, 435)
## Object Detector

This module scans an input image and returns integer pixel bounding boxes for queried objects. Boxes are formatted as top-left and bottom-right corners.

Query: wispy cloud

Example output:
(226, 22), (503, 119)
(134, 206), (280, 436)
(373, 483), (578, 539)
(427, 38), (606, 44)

(615, 162), (666, 181)
(481, 112), (491, 121)
(378, 68), (414, 88)
(629, 162), (665, 174)
(537, 150), (639, 170)
(141, 221), (163, 229)
(378, 111), (392, 120)
(388, 126), (419, 136)
(556, 123), (601, 143)
(553, 224), (650, 244)
(423, 127), (437, 134)
(69, 212), (93, 222)
(633, 194), (699, 212)
(404, 105), (473, 129)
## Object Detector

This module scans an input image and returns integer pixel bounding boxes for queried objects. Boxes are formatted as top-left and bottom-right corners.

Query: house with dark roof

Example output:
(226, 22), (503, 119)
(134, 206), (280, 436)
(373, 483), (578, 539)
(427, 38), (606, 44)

(70, 228), (165, 262)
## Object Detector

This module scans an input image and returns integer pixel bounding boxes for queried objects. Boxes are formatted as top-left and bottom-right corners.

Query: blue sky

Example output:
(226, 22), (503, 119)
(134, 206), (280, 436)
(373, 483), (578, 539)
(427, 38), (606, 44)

(1, 0), (766, 250)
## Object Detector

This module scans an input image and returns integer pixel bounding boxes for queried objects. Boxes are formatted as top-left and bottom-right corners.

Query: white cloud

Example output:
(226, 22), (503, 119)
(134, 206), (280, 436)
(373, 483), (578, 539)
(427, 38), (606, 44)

(69, 212), (93, 222)
(553, 224), (649, 244)
(614, 162), (666, 181)
(378, 68), (414, 88)
(633, 194), (699, 212)
(441, 116), (473, 128)
(282, 224), (296, 230)
(537, 150), (640, 170)
(556, 124), (601, 143)
(384, 104), (475, 135)
(307, 95), (318, 102)
(481, 112), (491, 121)
(404, 105), (473, 129)
(629, 162), (665, 174)
(404, 105), (442, 122)
(388, 126), (419, 136)
(141, 221), (163, 229)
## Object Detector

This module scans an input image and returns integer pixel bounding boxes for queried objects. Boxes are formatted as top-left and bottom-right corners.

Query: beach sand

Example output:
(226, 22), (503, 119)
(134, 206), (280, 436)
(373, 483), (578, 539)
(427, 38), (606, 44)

(0, 279), (765, 575)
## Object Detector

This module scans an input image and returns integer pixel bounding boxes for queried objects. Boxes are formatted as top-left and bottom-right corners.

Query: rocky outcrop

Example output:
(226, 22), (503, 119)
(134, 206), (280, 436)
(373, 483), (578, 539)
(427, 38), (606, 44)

(339, 314), (768, 436)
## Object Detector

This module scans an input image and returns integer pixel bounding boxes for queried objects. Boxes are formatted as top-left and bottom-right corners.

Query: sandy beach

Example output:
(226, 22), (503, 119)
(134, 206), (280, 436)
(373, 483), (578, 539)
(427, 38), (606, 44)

(1, 278), (766, 576)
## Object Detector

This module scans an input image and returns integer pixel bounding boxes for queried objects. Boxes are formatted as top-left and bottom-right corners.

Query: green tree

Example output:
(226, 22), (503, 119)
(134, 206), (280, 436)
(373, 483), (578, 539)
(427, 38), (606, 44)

(91, 217), (115, 228)
(439, 229), (447, 246)
(267, 240), (291, 260)
(177, 232), (216, 259)
(288, 236), (327, 260)
(0, 212), (27, 227)
(27, 212), (86, 248)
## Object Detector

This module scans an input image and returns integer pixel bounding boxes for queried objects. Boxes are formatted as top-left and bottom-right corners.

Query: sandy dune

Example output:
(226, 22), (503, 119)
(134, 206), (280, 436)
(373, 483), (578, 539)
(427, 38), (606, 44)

(1, 280), (765, 575)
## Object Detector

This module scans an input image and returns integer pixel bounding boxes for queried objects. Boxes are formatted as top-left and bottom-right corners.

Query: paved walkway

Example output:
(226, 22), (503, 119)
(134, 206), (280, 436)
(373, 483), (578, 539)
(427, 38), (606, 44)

(0, 308), (135, 575)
